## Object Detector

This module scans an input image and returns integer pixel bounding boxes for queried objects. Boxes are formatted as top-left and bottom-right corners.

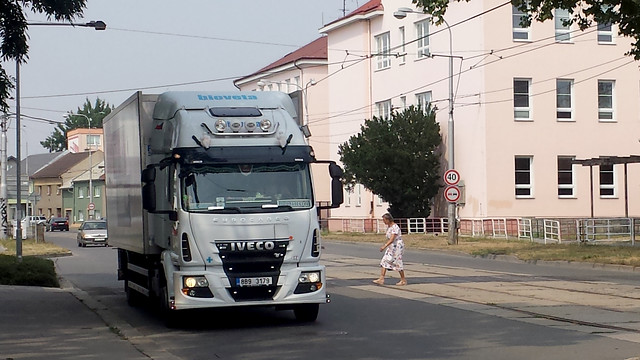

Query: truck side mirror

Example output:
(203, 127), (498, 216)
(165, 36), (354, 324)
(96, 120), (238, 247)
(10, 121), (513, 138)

(142, 183), (156, 212)
(331, 178), (343, 207)
(141, 166), (156, 183)
(329, 163), (344, 178)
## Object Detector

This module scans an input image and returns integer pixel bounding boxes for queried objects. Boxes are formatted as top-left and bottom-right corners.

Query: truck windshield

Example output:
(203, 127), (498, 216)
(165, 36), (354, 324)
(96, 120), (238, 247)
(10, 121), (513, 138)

(181, 163), (313, 213)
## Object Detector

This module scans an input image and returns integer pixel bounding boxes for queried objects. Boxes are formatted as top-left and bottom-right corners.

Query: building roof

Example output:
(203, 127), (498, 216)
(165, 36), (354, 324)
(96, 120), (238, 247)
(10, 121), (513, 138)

(31, 151), (91, 179)
(14, 152), (65, 177)
(234, 36), (328, 85)
(321, 0), (384, 31)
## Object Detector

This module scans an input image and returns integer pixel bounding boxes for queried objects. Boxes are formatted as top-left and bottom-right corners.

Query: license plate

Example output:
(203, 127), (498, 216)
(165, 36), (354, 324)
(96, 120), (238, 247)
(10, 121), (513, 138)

(236, 277), (272, 287)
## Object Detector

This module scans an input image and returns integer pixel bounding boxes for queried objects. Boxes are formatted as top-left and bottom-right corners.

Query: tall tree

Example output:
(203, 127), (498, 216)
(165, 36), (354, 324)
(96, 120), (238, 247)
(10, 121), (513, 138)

(0, 1), (87, 113)
(412, 0), (640, 59)
(40, 98), (111, 153)
(338, 105), (442, 218)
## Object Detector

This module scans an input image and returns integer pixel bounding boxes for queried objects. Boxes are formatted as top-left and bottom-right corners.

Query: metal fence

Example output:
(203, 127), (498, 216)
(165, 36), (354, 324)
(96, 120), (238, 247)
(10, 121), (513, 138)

(327, 216), (639, 245)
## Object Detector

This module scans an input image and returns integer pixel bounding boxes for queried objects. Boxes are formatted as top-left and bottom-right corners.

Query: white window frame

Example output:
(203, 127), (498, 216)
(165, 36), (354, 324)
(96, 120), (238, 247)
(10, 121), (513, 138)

(78, 187), (85, 199)
(376, 100), (392, 119)
(87, 134), (101, 147)
(78, 210), (84, 222)
(415, 20), (430, 59)
(598, 80), (615, 121)
(398, 26), (406, 64)
(356, 184), (362, 207)
(555, 8), (571, 42)
(415, 91), (432, 113)
(556, 79), (573, 121)
(94, 185), (101, 198)
(515, 156), (534, 198)
(512, 5), (530, 41)
(597, 22), (614, 44)
(375, 32), (391, 70)
(557, 156), (575, 198)
(599, 164), (616, 198)
(513, 78), (532, 121)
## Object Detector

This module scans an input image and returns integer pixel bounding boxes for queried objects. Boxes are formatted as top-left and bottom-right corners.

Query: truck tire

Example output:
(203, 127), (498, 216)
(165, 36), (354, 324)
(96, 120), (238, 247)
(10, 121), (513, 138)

(293, 304), (319, 322)
(160, 284), (180, 328)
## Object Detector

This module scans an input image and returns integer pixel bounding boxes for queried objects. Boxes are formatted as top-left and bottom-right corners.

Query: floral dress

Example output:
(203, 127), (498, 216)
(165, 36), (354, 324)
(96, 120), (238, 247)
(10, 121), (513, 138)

(380, 223), (404, 271)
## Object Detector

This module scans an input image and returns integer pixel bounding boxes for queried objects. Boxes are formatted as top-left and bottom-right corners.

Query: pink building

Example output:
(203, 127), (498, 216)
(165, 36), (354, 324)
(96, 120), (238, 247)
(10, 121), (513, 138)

(239, 0), (640, 221)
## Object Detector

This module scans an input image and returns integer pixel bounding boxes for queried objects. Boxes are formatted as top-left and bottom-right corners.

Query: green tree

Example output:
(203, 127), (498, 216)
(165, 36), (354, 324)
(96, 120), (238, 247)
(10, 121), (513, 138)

(40, 98), (111, 152)
(412, 0), (640, 59)
(338, 105), (442, 218)
(0, 1), (87, 113)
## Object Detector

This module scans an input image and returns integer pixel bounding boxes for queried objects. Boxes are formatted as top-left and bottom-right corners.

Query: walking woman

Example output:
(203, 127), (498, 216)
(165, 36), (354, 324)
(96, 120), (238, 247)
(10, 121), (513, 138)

(373, 213), (407, 286)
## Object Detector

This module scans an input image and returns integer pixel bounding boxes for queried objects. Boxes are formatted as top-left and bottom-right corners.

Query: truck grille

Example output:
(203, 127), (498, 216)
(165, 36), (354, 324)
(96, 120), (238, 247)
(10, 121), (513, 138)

(215, 240), (288, 302)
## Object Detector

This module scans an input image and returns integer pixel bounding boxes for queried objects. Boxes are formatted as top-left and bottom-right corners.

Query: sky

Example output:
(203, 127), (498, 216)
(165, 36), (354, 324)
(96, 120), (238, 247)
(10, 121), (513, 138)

(2, 0), (362, 158)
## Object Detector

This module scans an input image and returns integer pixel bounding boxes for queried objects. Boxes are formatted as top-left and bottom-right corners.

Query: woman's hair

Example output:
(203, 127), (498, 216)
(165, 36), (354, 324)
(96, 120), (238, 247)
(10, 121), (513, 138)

(382, 213), (394, 222)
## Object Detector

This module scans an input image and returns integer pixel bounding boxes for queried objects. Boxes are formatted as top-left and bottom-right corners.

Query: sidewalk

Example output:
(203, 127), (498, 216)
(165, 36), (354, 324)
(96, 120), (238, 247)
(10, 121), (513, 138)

(0, 284), (148, 360)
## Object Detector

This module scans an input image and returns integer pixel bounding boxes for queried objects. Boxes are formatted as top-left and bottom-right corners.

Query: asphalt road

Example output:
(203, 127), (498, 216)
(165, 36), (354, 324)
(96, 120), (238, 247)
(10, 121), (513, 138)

(45, 230), (640, 360)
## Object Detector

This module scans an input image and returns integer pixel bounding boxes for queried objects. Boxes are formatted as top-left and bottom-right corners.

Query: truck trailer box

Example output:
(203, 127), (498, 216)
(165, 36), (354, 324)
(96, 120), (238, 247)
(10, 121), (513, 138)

(103, 91), (160, 254)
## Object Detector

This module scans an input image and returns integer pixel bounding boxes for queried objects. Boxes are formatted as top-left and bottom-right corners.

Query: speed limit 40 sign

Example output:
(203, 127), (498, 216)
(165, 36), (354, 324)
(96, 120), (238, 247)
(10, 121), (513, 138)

(444, 169), (460, 186)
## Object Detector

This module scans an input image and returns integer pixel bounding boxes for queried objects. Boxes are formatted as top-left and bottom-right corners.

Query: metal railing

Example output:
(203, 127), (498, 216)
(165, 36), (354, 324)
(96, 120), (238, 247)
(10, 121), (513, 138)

(327, 216), (639, 246)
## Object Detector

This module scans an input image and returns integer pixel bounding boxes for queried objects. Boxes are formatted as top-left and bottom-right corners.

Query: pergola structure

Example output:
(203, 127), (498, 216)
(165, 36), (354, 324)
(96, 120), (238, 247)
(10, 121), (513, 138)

(572, 155), (640, 217)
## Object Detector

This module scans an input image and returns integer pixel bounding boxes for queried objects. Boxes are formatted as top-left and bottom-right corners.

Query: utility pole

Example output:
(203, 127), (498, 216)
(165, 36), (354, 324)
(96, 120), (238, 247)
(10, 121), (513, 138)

(0, 115), (7, 239)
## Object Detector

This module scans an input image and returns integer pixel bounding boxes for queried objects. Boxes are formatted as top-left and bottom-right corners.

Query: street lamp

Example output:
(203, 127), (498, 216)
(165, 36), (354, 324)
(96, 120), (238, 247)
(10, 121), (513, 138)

(394, 7), (458, 244)
(256, 79), (316, 132)
(13, 20), (106, 260)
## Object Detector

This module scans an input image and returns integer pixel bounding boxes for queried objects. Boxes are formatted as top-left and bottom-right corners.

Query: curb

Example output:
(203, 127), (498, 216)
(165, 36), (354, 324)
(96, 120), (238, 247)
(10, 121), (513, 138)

(59, 278), (183, 360)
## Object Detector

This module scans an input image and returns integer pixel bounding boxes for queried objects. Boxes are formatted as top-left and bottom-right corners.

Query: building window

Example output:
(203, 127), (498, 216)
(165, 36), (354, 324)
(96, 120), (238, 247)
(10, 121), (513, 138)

(56, 186), (61, 195)
(416, 91), (432, 113)
(400, 96), (407, 110)
(600, 164), (615, 197)
(37, 186), (42, 195)
(557, 156), (575, 197)
(375, 32), (391, 70)
(416, 20), (430, 58)
(47, 185), (51, 196)
(515, 156), (533, 198)
(376, 100), (392, 119)
(598, 80), (615, 121)
(513, 78), (531, 120)
(94, 186), (101, 198)
(399, 26), (406, 64)
(345, 189), (352, 207)
(78, 210), (84, 222)
(512, 5), (530, 41)
(356, 184), (362, 206)
(87, 134), (101, 147)
(597, 22), (614, 43)
(78, 187), (85, 198)
(555, 8), (571, 42)
(556, 79), (573, 121)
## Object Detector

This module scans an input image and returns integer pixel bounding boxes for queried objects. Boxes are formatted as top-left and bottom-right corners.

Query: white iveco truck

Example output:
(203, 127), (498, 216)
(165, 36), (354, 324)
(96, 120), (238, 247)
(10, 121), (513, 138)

(103, 91), (343, 323)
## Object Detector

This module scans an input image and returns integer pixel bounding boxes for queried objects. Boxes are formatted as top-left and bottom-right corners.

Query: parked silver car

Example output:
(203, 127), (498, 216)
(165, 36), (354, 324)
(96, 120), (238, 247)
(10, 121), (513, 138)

(77, 220), (108, 247)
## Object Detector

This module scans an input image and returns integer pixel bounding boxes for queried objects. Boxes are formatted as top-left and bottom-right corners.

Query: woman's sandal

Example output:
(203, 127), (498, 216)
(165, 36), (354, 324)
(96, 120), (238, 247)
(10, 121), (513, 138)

(396, 280), (407, 286)
(372, 278), (384, 285)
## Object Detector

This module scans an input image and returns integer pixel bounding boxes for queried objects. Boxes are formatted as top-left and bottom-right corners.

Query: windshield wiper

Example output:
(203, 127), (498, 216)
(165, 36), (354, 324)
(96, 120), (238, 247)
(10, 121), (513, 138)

(204, 206), (242, 213)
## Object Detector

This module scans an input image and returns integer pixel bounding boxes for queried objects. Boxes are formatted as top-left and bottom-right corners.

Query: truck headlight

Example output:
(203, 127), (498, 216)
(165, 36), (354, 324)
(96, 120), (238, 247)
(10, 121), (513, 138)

(182, 276), (213, 298)
(298, 271), (320, 283)
(295, 271), (322, 294)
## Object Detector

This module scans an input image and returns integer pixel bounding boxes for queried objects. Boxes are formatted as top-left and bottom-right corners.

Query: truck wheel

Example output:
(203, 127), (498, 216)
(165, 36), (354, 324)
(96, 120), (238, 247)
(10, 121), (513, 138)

(293, 304), (319, 322)
(160, 284), (180, 328)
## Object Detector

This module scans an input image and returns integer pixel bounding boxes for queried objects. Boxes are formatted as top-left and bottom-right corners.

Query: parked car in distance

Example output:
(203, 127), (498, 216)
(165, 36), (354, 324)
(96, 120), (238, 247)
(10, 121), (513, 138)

(46, 217), (69, 231)
(77, 220), (108, 247)
(22, 215), (47, 225)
